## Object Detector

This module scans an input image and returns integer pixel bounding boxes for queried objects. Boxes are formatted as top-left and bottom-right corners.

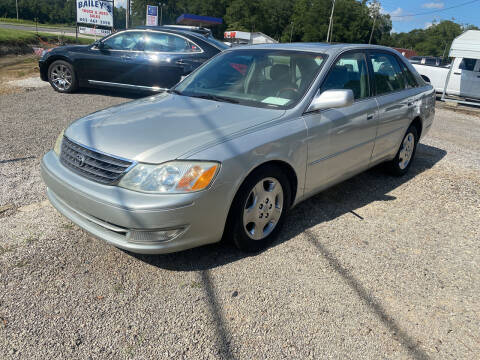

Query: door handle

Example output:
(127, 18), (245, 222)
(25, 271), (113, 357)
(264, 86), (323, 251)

(366, 114), (375, 121)
(121, 55), (133, 60)
(175, 60), (187, 65)
(453, 71), (461, 75)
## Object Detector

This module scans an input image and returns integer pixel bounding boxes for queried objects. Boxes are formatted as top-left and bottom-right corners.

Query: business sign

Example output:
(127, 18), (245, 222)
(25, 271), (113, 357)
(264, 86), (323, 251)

(79, 26), (112, 36)
(77, 0), (113, 27)
(146, 5), (158, 26)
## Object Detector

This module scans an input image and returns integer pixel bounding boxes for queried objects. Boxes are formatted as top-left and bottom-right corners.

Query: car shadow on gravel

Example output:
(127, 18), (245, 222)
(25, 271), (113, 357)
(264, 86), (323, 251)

(131, 142), (445, 360)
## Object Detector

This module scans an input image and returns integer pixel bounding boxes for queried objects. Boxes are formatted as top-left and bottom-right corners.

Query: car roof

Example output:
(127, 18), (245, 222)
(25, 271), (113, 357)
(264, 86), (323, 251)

(135, 26), (207, 38)
(227, 42), (399, 56)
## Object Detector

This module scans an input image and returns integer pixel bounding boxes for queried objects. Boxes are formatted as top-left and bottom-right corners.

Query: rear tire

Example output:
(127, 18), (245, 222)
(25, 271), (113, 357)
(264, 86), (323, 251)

(227, 165), (291, 252)
(387, 125), (418, 176)
(48, 60), (78, 93)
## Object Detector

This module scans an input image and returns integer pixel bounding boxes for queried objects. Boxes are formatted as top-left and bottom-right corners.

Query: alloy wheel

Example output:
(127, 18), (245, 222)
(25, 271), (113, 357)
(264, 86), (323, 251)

(51, 64), (72, 91)
(398, 132), (415, 170)
(242, 177), (284, 240)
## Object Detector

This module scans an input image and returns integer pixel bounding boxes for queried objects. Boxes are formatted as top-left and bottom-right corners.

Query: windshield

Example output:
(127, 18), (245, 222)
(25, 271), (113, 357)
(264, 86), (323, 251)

(175, 49), (326, 109)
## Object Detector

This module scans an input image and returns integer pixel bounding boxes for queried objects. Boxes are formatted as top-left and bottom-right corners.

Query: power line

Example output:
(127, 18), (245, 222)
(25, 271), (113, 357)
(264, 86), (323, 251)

(389, 0), (480, 18)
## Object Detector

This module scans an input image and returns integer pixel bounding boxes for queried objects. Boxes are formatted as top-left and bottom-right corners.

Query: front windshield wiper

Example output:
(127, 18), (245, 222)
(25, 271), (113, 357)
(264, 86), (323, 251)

(189, 93), (239, 104)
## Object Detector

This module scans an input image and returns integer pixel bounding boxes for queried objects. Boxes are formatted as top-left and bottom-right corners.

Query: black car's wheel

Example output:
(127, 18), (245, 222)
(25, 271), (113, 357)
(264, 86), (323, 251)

(48, 60), (78, 93)
(228, 164), (291, 252)
(387, 125), (419, 176)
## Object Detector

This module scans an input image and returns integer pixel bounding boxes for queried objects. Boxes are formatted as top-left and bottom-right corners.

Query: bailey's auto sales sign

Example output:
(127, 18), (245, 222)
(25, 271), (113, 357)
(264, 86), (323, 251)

(77, 0), (113, 27)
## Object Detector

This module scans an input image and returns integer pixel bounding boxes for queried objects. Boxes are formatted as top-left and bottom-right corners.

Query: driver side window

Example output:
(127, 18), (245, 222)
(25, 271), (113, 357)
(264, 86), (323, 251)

(102, 32), (144, 51)
(321, 52), (370, 100)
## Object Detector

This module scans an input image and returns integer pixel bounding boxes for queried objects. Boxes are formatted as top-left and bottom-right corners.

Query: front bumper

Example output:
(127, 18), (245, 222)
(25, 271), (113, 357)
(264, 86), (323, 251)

(41, 151), (229, 254)
(39, 59), (48, 81)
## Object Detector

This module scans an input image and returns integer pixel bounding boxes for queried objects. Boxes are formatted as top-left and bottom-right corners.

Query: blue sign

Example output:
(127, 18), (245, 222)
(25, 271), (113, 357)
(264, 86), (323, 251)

(147, 5), (158, 16)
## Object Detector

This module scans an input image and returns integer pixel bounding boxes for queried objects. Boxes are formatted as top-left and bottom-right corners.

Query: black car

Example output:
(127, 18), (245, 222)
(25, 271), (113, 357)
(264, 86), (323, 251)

(39, 27), (228, 93)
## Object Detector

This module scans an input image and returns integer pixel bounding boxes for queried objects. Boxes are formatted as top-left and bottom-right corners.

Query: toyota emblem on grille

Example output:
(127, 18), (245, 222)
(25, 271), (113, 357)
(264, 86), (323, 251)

(75, 154), (86, 167)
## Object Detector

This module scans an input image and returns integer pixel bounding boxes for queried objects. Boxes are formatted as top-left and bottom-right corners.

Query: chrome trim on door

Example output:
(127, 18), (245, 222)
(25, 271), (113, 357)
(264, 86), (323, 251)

(88, 80), (168, 92)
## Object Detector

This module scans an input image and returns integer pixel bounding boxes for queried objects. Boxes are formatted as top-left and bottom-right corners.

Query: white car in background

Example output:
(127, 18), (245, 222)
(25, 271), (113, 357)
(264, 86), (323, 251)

(413, 57), (480, 99)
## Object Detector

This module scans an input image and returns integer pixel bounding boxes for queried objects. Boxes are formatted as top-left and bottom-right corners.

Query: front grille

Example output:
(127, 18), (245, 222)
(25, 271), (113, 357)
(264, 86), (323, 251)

(60, 136), (134, 185)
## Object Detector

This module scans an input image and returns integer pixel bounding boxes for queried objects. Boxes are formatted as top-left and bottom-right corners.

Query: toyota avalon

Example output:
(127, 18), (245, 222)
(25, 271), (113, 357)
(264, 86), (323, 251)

(41, 43), (435, 254)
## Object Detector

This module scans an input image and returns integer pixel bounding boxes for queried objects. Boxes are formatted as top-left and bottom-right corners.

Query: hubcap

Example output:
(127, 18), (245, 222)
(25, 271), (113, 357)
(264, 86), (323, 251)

(51, 64), (72, 91)
(398, 132), (415, 170)
(243, 177), (284, 241)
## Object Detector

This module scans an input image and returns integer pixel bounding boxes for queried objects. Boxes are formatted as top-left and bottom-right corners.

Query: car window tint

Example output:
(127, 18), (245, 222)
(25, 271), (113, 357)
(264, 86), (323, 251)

(459, 58), (476, 71)
(400, 61), (419, 88)
(321, 52), (370, 100)
(102, 32), (144, 51)
(370, 53), (406, 95)
(144, 33), (201, 53)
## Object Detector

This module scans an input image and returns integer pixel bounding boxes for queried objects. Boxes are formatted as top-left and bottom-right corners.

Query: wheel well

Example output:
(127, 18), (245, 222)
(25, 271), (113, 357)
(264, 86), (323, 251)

(411, 117), (422, 138)
(44, 56), (72, 75)
(420, 75), (430, 83)
(248, 160), (298, 207)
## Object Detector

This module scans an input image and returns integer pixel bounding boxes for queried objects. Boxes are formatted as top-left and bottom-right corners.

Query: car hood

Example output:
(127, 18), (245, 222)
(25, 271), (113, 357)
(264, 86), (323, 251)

(65, 93), (286, 164)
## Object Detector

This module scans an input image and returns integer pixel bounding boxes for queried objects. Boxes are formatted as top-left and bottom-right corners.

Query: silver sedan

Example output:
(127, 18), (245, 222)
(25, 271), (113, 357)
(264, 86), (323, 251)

(41, 43), (435, 254)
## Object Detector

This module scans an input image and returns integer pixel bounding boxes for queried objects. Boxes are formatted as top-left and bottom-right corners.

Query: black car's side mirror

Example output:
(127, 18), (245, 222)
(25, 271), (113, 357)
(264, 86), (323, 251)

(94, 41), (105, 50)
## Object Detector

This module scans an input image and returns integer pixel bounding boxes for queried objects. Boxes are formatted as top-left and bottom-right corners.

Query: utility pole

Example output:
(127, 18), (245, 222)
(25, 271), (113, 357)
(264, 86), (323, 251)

(16, 0), (19, 20)
(289, 21), (294, 43)
(126, 0), (130, 29)
(160, 3), (165, 26)
(326, 0), (336, 43)
(369, 1), (380, 44)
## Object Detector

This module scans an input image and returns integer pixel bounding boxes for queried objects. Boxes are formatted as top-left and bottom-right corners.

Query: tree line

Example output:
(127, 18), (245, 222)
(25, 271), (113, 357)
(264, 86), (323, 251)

(1, 0), (477, 57)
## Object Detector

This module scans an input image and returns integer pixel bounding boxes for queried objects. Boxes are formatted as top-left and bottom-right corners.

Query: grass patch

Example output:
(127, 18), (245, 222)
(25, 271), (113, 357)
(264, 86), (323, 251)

(0, 28), (93, 46)
(0, 17), (74, 29)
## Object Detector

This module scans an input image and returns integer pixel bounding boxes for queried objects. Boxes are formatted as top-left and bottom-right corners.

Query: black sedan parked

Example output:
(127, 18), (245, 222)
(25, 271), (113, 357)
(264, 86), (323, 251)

(39, 27), (228, 93)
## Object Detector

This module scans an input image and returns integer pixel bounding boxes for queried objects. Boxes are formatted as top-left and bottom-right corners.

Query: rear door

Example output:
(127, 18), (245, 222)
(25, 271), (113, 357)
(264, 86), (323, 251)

(304, 51), (379, 195)
(140, 31), (205, 89)
(368, 51), (414, 162)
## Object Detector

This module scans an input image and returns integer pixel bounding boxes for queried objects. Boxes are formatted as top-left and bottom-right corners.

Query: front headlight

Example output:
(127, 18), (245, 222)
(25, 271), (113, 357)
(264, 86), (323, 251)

(53, 129), (65, 155)
(118, 161), (219, 193)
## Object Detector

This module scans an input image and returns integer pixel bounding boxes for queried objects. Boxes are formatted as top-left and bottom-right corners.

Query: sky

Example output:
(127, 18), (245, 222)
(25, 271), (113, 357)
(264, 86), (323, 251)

(114, 0), (480, 34)
(380, 0), (480, 32)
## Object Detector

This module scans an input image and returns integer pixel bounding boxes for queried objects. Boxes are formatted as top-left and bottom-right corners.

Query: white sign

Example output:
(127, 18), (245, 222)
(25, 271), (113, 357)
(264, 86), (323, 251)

(76, 0), (113, 27)
(79, 26), (112, 36)
(146, 5), (158, 26)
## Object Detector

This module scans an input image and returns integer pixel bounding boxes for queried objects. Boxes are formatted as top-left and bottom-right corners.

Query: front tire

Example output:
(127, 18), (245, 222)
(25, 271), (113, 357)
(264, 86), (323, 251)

(387, 125), (419, 176)
(228, 165), (291, 252)
(48, 60), (78, 93)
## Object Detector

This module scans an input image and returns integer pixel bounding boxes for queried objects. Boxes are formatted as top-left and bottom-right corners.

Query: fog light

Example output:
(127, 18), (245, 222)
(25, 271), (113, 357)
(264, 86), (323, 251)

(127, 227), (186, 244)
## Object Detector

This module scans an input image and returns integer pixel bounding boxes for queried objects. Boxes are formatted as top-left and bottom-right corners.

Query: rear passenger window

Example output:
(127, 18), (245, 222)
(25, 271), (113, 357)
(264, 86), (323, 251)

(144, 33), (201, 53)
(400, 61), (419, 88)
(459, 58), (476, 71)
(321, 52), (370, 100)
(369, 53), (406, 95)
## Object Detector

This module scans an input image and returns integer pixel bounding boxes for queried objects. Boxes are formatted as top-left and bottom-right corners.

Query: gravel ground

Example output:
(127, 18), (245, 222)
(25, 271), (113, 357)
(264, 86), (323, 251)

(0, 87), (479, 359)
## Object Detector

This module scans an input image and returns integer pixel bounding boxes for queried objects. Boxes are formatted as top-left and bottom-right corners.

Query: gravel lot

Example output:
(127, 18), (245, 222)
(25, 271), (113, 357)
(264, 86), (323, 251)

(0, 87), (479, 359)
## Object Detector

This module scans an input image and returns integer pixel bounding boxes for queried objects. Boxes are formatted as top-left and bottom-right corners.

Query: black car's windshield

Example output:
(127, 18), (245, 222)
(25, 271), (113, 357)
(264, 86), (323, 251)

(175, 49), (326, 109)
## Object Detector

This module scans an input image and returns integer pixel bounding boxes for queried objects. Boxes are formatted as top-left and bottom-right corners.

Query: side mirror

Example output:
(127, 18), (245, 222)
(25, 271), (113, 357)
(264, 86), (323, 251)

(307, 89), (354, 112)
(95, 41), (105, 50)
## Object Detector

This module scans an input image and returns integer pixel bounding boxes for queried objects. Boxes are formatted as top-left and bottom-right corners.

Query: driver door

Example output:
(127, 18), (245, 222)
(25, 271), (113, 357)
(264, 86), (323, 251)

(304, 51), (379, 196)
(85, 31), (145, 86)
